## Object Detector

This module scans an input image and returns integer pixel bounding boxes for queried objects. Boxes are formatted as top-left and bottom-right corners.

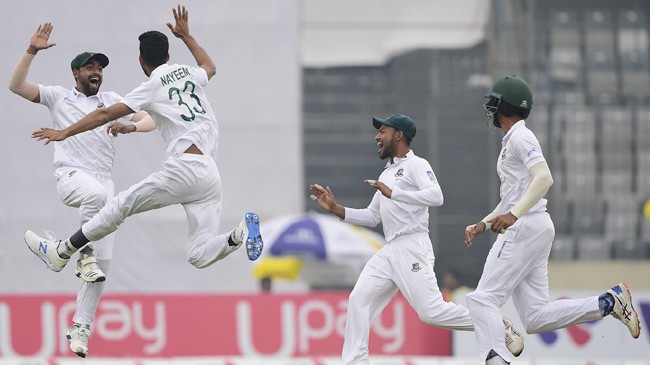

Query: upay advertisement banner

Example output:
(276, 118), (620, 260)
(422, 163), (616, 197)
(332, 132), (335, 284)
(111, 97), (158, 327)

(0, 292), (451, 358)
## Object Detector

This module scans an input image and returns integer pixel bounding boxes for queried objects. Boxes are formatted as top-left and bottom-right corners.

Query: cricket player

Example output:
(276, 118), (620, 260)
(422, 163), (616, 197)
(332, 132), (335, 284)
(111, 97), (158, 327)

(463, 75), (641, 364)
(9, 23), (155, 357)
(23, 4), (263, 329)
(310, 114), (524, 365)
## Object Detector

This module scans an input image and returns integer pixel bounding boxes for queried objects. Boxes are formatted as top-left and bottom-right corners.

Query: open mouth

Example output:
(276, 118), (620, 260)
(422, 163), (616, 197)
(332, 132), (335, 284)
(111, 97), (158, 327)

(377, 141), (383, 153)
(89, 77), (100, 86)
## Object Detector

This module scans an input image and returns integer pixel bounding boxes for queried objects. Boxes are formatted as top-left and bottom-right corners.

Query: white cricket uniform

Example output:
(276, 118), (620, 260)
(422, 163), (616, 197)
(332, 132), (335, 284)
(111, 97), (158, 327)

(341, 150), (474, 365)
(81, 63), (234, 268)
(465, 121), (601, 364)
(39, 85), (128, 324)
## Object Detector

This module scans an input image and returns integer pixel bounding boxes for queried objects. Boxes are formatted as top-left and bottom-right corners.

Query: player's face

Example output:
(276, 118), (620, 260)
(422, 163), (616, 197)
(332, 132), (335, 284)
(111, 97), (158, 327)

(375, 125), (399, 160)
(74, 59), (103, 96)
(484, 96), (501, 128)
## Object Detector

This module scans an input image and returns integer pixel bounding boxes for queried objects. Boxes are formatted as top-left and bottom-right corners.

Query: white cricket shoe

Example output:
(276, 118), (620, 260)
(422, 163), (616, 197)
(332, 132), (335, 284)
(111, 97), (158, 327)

(66, 323), (90, 358)
(607, 282), (641, 339)
(232, 212), (263, 261)
(503, 315), (524, 357)
(75, 253), (106, 283)
(24, 230), (69, 272)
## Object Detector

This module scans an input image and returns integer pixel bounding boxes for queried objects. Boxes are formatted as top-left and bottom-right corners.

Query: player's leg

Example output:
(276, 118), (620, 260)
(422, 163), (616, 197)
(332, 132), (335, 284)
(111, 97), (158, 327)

(26, 160), (190, 270)
(63, 173), (116, 357)
(465, 218), (544, 364)
(512, 214), (631, 335)
(181, 155), (262, 267)
(54, 168), (108, 281)
(391, 234), (475, 331)
(342, 249), (398, 365)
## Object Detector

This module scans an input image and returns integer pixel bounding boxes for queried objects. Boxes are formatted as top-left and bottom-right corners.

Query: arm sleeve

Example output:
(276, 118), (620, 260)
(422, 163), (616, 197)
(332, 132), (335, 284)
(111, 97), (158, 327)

(482, 201), (503, 223)
(8, 52), (39, 102)
(510, 161), (554, 218)
(122, 82), (152, 113)
(391, 159), (444, 206)
(343, 192), (382, 227)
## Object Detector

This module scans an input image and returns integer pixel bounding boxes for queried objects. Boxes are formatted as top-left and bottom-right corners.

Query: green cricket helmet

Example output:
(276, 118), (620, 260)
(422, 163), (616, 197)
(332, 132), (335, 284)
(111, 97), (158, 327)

(484, 75), (533, 128)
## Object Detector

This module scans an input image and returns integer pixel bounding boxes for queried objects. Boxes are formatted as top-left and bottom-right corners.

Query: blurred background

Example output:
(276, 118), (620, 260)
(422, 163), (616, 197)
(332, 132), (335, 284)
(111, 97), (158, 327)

(0, 0), (649, 363)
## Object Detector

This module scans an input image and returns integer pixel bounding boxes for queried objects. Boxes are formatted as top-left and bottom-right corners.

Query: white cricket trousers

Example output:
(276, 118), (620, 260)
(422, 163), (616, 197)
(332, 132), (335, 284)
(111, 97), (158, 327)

(342, 233), (474, 365)
(465, 211), (601, 364)
(81, 153), (234, 269)
(55, 167), (115, 325)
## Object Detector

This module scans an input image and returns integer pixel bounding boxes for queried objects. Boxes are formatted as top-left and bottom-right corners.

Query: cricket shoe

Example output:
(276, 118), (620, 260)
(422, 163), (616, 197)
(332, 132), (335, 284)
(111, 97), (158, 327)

(75, 253), (106, 283)
(24, 230), (69, 272)
(607, 282), (641, 339)
(66, 323), (91, 358)
(486, 349), (510, 364)
(233, 212), (263, 261)
(503, 315), (524, 357)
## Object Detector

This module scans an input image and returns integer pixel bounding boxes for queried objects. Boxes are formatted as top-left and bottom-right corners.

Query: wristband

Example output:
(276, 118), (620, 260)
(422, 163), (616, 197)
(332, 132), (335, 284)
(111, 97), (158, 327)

(479, 221), (487, 232)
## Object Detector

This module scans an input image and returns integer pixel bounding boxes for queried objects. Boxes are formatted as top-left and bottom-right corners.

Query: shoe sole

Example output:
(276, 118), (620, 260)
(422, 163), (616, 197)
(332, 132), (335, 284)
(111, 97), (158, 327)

(503, 317), (524, 357)
(75, 270), (106, 283)
(244, 212), (263, 261)
(24, 231), (63, 272)
(619, 282), (641, 339)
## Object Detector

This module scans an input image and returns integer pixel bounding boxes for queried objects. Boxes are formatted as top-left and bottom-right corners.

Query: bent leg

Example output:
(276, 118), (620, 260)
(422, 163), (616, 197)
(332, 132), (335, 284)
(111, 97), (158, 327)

(393, 237), (474, 331)
(343, 252), (398, 365)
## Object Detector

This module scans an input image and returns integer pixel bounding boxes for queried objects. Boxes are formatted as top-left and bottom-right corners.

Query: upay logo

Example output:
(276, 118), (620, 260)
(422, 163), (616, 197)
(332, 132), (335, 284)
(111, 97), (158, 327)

(537, 299), (650, 346)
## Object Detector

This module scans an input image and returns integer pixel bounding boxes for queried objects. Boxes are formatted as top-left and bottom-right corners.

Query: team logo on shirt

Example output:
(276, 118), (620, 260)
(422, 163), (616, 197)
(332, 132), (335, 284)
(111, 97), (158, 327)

(501, 148), (507, 160)
(426, 170), (435, 181)
(411, 263), (421, 272)
(395, 168), (404, 177)
(97, 102), (105, 109)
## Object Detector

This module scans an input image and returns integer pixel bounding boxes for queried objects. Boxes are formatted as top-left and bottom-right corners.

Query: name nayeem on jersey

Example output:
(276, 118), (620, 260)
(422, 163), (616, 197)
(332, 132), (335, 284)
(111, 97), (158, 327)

(161, 66), (191, 86)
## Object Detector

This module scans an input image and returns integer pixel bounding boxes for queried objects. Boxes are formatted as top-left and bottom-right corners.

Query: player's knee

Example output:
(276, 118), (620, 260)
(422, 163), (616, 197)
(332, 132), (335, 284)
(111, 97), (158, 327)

(465, 291), (484, 306)
(187, 252), (209, 269)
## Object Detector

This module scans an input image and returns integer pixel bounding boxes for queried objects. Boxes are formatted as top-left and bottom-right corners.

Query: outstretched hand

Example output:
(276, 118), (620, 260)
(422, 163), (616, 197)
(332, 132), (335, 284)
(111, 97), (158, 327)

(166, 4), (190, 40)
(32, 128), (66, 145)
(365, 179), (392, 198)
(309, 184), (338, 212)
(28, 23), (56, 54)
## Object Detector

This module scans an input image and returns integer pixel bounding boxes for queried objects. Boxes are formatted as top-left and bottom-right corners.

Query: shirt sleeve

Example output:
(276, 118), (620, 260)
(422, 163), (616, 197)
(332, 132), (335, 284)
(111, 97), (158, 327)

(189, 66), (209, 87)
(512, 129), (546, 169)
(38, 85), (65, 108)
(343, 191), (382, 227)
(122, 81), (153, 113)
(391, 158), (444, 207)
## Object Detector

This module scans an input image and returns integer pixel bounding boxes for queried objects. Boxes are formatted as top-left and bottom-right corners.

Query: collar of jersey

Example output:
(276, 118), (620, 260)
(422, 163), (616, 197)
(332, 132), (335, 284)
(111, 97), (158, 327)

(72, 87), (99, 101)
(502, 120), (526, 144)
(149, 63), (171, 78)
(385, 149), (413, 168)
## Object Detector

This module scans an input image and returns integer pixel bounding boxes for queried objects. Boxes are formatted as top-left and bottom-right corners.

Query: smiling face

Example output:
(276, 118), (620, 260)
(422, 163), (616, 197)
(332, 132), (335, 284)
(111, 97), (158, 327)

(73, 59), (103, 96)
(375, 124), (401, 160)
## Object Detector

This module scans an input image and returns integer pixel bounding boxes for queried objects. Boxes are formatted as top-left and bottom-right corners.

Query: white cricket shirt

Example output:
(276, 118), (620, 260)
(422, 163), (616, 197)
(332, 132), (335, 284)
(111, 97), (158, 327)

(497, 120), (547, 215)
(122, 63), (218, 160)
(343, 150), (444, 242)
(39, 85), (126, 174)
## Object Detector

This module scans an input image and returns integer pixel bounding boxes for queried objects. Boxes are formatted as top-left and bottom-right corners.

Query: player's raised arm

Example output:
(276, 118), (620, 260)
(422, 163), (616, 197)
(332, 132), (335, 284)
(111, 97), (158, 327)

(166, 4), (216, 79)
(8, 23), (57, 102)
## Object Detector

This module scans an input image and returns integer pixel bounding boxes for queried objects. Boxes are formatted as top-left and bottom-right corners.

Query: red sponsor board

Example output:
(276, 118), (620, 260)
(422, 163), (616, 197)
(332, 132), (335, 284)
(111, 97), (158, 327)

(0, 293), (451, 358)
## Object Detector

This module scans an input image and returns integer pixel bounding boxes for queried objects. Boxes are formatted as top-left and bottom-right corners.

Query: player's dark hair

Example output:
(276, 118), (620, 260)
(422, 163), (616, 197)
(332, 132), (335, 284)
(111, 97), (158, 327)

(139, 31), (169, 68)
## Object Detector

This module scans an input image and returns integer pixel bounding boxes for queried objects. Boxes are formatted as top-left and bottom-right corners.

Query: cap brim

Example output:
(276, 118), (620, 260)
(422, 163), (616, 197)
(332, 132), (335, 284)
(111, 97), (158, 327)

(372, 116), (388, 129)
